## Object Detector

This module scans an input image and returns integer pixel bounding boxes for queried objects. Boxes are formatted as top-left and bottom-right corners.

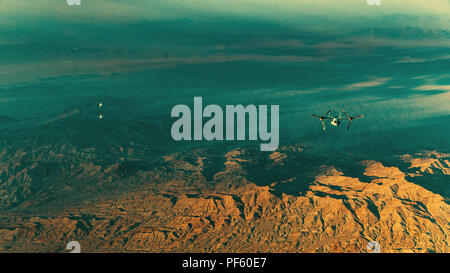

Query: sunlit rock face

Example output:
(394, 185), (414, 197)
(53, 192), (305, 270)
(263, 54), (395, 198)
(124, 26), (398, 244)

(401, 151), (450, 175)
(0, 145), (448, 253)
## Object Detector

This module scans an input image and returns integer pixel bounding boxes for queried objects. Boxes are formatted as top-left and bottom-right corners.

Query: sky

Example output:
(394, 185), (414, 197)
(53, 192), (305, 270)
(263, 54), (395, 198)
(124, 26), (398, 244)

(1, 0), (449, 83)
(0, 0), (449, 153)
(1, 0), (449, 22)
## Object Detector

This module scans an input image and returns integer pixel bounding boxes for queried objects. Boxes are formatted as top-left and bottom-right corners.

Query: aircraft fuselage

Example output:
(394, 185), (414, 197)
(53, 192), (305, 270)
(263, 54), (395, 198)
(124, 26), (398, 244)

(331, 118), (340, 126)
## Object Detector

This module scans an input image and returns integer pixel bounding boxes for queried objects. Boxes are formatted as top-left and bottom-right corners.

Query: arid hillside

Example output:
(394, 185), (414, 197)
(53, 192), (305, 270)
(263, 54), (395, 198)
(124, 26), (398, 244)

(0, 145), (448, 253)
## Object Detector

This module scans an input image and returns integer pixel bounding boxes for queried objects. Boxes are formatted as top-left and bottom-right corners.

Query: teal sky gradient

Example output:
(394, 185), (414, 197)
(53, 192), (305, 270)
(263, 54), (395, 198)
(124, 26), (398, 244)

(0, 0), (448, 150)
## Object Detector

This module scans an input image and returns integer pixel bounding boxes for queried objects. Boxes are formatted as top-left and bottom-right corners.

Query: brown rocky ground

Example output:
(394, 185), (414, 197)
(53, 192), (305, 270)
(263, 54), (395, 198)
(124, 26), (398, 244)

(0, 145), (448, 253)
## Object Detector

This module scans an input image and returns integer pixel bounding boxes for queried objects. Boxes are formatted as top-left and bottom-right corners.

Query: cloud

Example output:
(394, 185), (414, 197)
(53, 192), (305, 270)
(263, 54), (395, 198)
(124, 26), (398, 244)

(341, 77), (391, 91)
(395, 55), (450, 63)
(414, 85), (450, 91)
(0, 53), (328, 85)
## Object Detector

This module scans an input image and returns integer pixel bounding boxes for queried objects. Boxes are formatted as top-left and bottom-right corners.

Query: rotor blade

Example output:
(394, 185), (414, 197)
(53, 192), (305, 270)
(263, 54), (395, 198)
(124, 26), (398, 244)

(324, 110), (331, 117)
(311, 114), (321, 118)
(342, 110), (350, 118)
(354, 114), (364, 119)
(321, 119), (326, 130)
(347, 119), (352, 130)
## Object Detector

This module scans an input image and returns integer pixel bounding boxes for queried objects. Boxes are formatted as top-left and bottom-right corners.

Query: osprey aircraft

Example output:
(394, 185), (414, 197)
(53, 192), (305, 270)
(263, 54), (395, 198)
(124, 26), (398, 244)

(311, 110), (364, 130)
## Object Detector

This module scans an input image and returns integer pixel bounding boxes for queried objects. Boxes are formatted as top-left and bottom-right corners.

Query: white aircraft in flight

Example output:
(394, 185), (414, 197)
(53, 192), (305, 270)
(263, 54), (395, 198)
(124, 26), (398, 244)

(311, 110), (364, 130)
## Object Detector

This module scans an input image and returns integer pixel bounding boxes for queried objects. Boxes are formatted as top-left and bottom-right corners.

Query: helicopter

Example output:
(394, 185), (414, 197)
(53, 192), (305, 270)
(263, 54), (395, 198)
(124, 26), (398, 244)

(311, 110), (364, 130)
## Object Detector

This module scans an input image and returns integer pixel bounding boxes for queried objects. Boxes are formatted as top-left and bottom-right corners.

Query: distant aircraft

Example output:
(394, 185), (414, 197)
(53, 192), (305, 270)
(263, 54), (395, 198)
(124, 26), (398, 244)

(311, 110), (364, 130)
